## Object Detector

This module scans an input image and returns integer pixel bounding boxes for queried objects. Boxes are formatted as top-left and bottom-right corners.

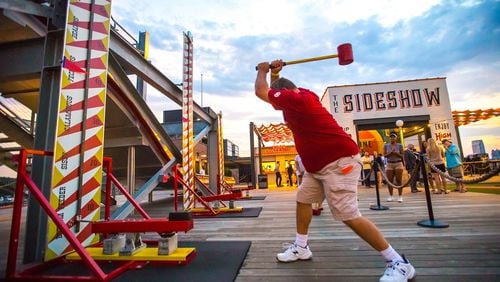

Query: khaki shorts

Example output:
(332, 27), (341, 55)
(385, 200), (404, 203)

(297, 155), (362, 221)
(386, 161), (404, 171)
(448, 165), (464, 178)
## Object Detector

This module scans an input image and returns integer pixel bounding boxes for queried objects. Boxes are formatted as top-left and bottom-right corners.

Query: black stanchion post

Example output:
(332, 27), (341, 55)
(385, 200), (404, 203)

(417, 154), (449, 228)
(370, 161), (389, 211)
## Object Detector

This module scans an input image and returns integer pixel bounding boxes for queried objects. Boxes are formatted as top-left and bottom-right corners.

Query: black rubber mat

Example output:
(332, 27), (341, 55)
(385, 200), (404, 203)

(235, 195), (266, 201)
(193, 207), (262, 218)
(33, 241), (251, 282)
(117, 241), (251, 282)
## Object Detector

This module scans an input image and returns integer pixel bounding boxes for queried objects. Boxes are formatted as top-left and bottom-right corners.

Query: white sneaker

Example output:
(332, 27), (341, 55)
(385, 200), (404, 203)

(276, 243), (312, 262)
(398, 196), (403, 203)
(387, 196), (393, 202)
(379, 255), (416, 282)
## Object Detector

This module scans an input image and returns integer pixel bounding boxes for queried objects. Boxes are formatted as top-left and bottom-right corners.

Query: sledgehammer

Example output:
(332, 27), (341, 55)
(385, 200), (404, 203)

(255, 43), (353, 70)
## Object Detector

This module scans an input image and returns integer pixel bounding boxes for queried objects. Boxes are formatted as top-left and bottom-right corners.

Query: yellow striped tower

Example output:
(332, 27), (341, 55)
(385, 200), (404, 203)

(46, 0), (112, 260)
(181, 31), (195, 210)
(217, 112), (225, 193)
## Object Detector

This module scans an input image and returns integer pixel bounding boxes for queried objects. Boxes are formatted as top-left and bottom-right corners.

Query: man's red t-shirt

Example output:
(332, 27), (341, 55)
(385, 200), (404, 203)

(268, 87), (359, 172)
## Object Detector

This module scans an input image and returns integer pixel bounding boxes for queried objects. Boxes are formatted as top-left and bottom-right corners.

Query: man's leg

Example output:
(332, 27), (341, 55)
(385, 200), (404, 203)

(344, 216), (415, 281)
(326, 157), (415, 281)
(276, 202), (314, 262)
(344, 216), (389, 251)
(410, 168), (418, 192)
(277, 172), (321, 263)
(395, 168), (404, 201)
(297, 201), (312, 234)
(386, 169), (394, 201)
(364, 169), (371, 187)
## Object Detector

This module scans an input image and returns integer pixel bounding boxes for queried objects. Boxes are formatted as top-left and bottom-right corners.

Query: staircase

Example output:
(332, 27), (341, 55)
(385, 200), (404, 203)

(0, 95), (34, 171)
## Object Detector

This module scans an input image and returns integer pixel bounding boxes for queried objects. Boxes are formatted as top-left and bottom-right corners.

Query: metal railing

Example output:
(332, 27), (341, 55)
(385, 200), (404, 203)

(0, 96), (34, 136)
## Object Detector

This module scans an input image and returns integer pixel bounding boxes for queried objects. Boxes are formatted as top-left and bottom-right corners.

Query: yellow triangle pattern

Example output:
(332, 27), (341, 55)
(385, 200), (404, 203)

(65, 9), (75, 44)
(56, 114), (66, 137)
(100, 53), (108, 67)
(61, 70), (71, 89)
(50, 163), (64, 191)
(47, 0), (112, 260)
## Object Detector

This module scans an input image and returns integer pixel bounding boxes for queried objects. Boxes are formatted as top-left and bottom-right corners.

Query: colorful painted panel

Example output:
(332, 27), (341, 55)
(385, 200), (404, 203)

(46, 0), (111, 260)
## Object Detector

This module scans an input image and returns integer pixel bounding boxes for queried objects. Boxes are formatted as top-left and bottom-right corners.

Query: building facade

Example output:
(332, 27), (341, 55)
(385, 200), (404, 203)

(321, 77), (459, 153)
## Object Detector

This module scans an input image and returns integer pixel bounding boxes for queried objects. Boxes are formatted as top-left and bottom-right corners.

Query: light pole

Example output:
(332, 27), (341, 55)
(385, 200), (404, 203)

(396, 119), (404, 147)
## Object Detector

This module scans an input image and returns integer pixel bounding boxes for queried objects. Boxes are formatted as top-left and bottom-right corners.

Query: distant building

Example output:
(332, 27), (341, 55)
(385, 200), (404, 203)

(492, 149), (500, 160)
(224, 139), (239, 160)
(472, 140), (486, 155)
(162, 109), (247, 181)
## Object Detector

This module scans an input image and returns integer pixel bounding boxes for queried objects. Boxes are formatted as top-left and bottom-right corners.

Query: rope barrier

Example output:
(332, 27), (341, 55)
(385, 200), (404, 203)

(425, 158), (500, 184)
(358, 166), (372, 182)
(463, 162), (495, 174)
(376, 159), (421, 189)
(367, 154), (498, 229)
(369, 161), (389, 211)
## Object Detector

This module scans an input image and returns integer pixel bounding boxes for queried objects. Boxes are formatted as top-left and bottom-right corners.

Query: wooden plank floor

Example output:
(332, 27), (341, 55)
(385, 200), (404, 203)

(2, 187), (500, 281)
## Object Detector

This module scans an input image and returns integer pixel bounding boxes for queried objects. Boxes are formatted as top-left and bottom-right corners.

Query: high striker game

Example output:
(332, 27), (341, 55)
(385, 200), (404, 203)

(182, 31), (195, 210)
(47, 0), (112, 260)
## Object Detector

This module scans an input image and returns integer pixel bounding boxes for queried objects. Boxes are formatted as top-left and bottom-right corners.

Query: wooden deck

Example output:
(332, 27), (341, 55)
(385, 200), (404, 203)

(2, 186), (500, 281)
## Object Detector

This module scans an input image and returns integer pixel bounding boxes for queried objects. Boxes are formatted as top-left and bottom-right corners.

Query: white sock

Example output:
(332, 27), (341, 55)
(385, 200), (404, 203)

(295, 233), (308, 248)
(380, 245), (403, 262)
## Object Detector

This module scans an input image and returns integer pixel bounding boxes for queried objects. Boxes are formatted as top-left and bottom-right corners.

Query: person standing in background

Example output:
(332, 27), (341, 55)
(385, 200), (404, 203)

(361, 151), (373, 188)
(442, 139), (466, 193)
(275, 161), (282, 187)
(373, 151), (385, 188)
(403, 144), (420, 193)
(420, 141), (436, 192)
(426, 138), (448, 194)
(295, 155), (305, 186)
(287, 162), (295, 186)
(384, 132), (405, 202)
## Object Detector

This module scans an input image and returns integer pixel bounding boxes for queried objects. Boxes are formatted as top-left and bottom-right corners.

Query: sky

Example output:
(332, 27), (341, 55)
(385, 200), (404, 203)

(111, 0), (500, 157)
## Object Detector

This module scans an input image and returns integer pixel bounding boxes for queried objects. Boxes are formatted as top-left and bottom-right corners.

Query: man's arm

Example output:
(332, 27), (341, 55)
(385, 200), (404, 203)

(255, 60), (283, 104)
(255, 63), (271, 103)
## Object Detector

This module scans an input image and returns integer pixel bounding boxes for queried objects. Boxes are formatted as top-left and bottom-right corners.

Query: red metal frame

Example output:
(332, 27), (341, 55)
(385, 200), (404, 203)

(7, 149), (107, 281)
(172, 165), (217, 215)
(6, 149), (195, 281)
(195, 176), (227, 208)
(102, 157), (151, 220)
(91, 219), (193, 234)
(171, 165), (243, 216)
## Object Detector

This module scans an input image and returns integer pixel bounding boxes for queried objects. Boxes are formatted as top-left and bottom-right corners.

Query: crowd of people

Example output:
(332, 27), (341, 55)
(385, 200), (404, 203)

(271, 134), (467, 199)
(356, 135), (466, 203)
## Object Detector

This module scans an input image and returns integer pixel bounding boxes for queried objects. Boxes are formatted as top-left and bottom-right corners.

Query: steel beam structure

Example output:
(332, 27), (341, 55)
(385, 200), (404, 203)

(109, 29), (216, 124)
(0, 37), (44, 81)
(24, 28), (64, 263)
(107, 54), (181, 162)
(0, 0), (53, 18)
